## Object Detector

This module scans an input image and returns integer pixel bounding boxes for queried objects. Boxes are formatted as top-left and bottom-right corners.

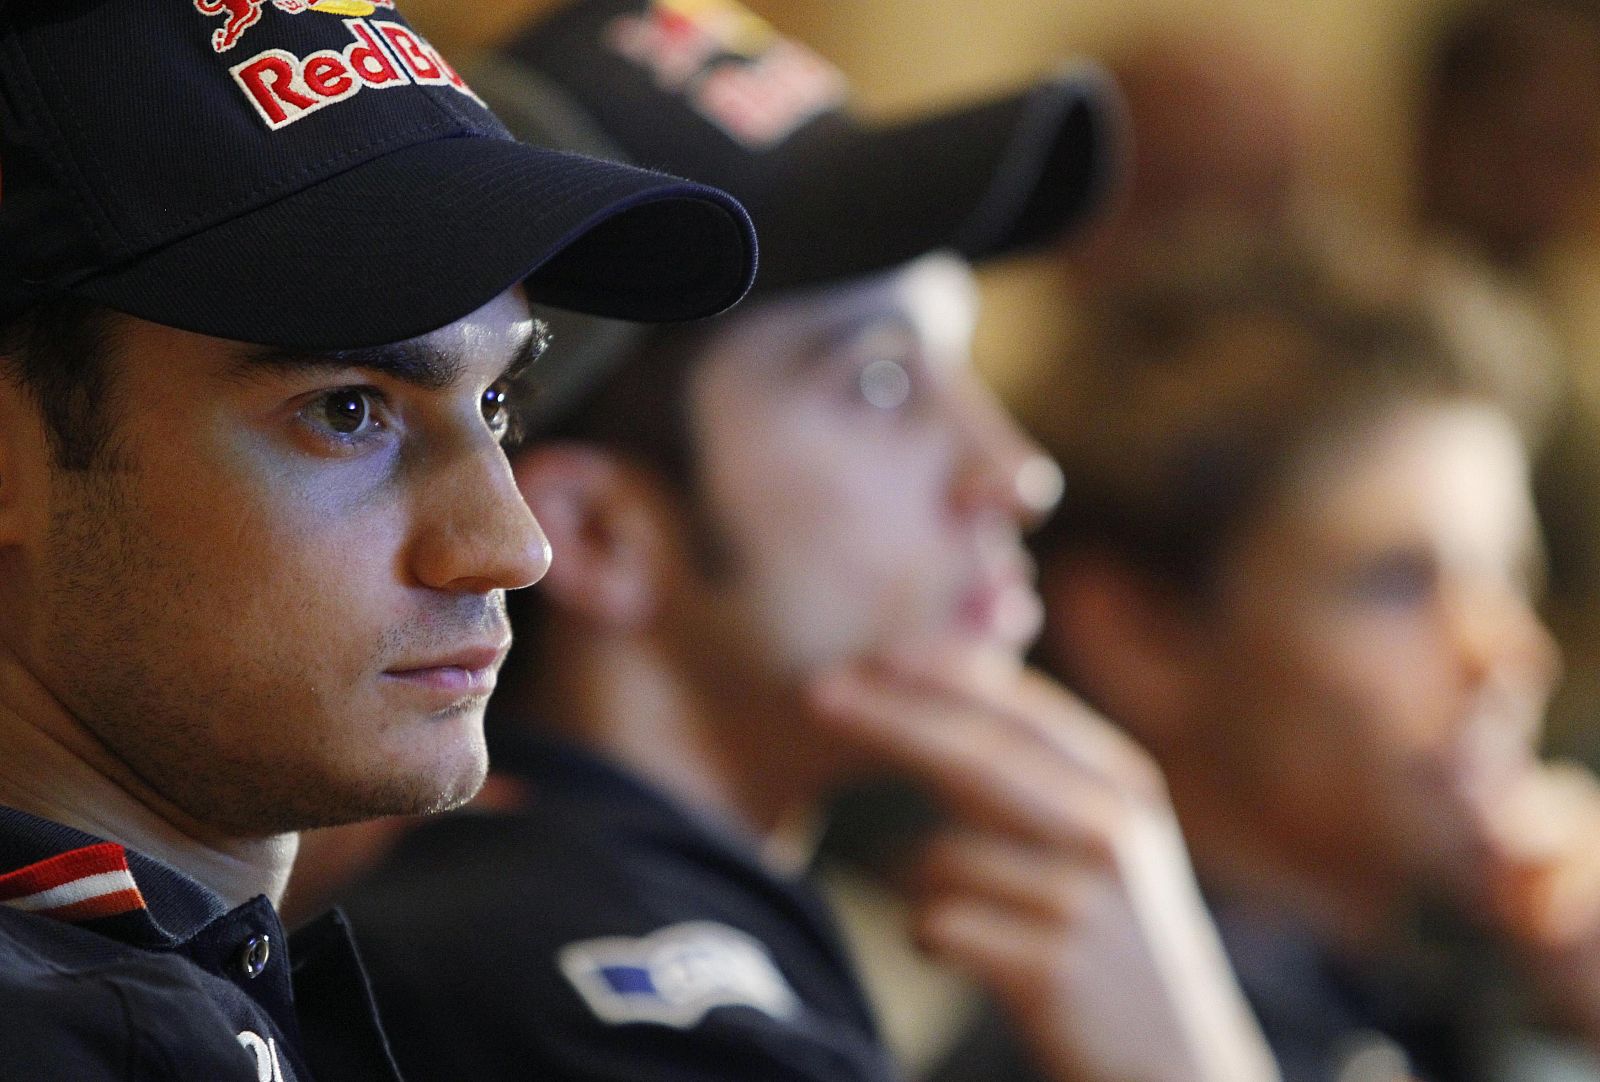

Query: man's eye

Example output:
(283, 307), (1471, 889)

(306, 388), (380, 437)
(482, 381), (512, 440)
(858, 358), (912, 411)
(838, 323), (920, 412)
(1348, 551), (1439, 606)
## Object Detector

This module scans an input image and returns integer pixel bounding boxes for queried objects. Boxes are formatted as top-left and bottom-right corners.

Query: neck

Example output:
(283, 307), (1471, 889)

(0, 652), (296, 909)
(527, 627), (839, 869)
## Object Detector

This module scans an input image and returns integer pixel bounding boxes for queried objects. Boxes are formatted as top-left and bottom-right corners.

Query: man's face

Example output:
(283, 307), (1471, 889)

(1, 289), (548, 836)
(1187, 400), (1559, 901)
(661, 255), (1058, 690)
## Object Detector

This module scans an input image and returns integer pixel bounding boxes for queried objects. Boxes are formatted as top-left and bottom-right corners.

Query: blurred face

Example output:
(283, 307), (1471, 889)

(1187, 400), (1559, 901)
(1, 290), (549, 836)
(663, 255), (1059, 690)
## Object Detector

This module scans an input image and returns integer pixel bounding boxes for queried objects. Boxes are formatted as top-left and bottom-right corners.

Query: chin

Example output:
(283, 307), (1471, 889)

(289, 725), (491, 830)
(290, 760), (489, 831)
(393, 730), (492, 813)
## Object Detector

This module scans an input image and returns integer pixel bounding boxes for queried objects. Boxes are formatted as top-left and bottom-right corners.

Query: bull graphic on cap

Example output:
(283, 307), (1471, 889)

(193, 0), (394, 53)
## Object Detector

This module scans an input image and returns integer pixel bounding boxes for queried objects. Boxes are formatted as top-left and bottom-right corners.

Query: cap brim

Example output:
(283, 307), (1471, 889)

(741, 65), (1122, 294)
(74, 134), (757, 349)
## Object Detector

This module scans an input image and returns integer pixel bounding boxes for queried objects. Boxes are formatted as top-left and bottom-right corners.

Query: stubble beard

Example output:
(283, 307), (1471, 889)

(36, 467), (487, 837)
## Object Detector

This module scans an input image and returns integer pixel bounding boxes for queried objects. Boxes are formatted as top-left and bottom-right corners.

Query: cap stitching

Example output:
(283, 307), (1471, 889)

(23, 17), (487, 258)
(164, 112), (465, 235)
(406, 68), (495, 134)
(116, 111), (473, 264)
(12, 32), (131, 254)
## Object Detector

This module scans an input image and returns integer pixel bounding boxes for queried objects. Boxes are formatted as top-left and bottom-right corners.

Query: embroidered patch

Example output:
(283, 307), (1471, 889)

(558, 920), (800, 1028)
(605, 0), (846, 149)
(228, 17), (481, 130)
(0, 842), (147, 923)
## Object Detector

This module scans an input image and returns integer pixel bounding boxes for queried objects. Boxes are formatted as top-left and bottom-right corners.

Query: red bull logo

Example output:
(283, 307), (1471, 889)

(193, 0), (395, 54)
(605, 0), (846, 149)
(227, 17), (480, 130)
(606, 0), (776, 89)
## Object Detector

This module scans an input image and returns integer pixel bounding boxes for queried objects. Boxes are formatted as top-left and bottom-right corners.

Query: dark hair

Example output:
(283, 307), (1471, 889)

(518, 320), (709, 493)
(1415, 0), (1600, 259)
(498, 317), (725, 697)
(0, 297), (124, 471)
(1423, 0), (1600, 109)
(1028, 241), (1494, 599)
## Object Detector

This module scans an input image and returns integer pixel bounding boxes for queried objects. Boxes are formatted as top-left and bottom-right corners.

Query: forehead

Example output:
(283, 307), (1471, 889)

(694, 253), (979, 384)
(111, 288), (537, 387)
(1263, 400), (1536, 559)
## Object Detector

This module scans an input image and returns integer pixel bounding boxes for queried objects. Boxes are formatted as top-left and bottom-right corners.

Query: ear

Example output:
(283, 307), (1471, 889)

(510, 443), (665, 633)
(1036, 551), (1206, 748)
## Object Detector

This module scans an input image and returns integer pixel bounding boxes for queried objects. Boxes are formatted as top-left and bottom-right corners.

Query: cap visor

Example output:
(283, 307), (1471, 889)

(746, 66), (1120, 293)
(75, 135), (757, 349)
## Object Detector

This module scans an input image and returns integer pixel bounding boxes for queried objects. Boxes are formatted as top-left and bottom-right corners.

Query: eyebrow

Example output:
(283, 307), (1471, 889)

(787, 310), (919, 376)
(231, 320), (549, 391)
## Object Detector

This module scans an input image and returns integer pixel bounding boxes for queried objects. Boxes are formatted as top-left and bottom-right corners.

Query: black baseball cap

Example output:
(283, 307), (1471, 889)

(485, 0), (1122, 297)
(472, 0), (1122, 427)
(0, 0), (758, 350)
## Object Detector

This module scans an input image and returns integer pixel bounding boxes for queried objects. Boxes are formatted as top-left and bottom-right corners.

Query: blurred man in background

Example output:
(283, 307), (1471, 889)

(1001, 239), (1600, 1082)
(316, 2), (1282, 1080)
(1413, 0), (1600, 763)
(1416, 0), (1600, 275)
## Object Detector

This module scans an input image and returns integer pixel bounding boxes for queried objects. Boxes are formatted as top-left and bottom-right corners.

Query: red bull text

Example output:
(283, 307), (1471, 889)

(228, 18), (480, 130)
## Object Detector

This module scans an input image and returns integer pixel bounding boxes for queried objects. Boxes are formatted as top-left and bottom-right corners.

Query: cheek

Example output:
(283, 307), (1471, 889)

(133, 455), (411, 675)
(1235, 585), (1457, 728)
(710, 435), (958, 663)
(1243, 625), (1511, 879)
(1298, 613), (1471, 756)
(1217, 611), (1468, 827)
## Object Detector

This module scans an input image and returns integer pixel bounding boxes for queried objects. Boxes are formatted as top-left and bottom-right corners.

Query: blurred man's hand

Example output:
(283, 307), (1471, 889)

(1475, 760), (1600, 1048)
(811, 645), (1282, 1082)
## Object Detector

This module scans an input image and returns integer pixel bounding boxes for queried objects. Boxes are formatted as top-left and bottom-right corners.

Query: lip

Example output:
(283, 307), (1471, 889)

(382, 642), (509, 698)
(956, 562), (1043, 649)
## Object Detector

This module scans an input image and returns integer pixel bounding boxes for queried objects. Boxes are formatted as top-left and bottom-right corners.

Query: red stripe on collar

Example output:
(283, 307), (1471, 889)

(0, 842), (148, 922)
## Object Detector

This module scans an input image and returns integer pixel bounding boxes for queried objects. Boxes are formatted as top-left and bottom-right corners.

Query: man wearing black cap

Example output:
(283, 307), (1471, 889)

(328, 3), (1279, 1080)
(0, 1), (754, 1079)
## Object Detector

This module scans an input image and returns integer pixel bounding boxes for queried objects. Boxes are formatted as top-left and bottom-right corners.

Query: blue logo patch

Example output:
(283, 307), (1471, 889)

(559, 921), (800, 1028)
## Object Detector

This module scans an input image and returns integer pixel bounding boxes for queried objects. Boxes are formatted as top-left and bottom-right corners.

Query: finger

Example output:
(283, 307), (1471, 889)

(812, 670), (1136, 847)
(1475, 763), (1578, 864)
(815, 659), (1160, 799)
(915, 897), (1079, 993)
(917, 830), (1113, 924)
(1483, 765), (1600, 946)
(865, 648), (1165, 801)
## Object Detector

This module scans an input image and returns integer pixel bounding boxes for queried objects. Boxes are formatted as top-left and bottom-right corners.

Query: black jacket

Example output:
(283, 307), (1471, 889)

(0, 806), (400, 1082)
(342, 730), (898, 1082)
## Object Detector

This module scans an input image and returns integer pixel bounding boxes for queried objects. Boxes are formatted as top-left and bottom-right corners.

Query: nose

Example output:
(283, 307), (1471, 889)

(950, 379), (1064, 529)
(409, 437), (552, 594)
(1450, 576), (1562, 710)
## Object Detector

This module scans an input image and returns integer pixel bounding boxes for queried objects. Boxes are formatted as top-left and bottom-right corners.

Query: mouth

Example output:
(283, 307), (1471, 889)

(955, 555), (1043, 650)
(381, 641), (510, 699)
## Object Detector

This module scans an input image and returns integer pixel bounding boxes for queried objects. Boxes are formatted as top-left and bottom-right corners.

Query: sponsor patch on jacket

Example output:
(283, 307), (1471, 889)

(558, 920), (800, 1028)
